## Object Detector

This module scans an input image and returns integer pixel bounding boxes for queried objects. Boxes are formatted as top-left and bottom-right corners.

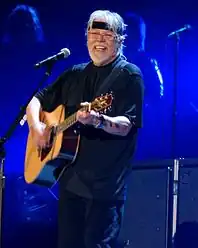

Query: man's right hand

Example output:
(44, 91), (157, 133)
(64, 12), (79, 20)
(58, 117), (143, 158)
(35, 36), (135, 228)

(29, 122), (50, 149)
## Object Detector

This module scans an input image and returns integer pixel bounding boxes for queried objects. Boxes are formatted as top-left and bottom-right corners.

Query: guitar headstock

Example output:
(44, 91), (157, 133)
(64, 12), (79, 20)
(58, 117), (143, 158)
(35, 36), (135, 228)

(91, 92), (113, 114)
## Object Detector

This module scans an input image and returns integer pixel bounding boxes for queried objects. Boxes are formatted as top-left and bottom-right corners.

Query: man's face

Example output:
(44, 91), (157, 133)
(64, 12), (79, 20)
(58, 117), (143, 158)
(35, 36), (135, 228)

(87, 19), (119, 66)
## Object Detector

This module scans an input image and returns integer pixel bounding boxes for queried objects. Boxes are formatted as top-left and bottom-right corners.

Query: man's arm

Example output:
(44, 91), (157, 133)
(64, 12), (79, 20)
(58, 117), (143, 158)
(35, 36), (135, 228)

(77, 73), (144, 136)
(26, 96), (50, 148)
(26, 68), (73, 148)
(26, 97), (42, 128)
(94, 114), (132, 136)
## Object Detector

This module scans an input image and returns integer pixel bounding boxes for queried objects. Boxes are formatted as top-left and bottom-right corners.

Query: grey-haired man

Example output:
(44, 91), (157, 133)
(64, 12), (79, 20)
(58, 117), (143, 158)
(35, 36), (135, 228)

(26, 9), (144, 248)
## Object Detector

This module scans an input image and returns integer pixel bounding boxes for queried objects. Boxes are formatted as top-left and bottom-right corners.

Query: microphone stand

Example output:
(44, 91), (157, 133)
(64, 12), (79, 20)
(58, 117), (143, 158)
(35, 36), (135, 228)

(166, 32), (180, 248)
(171, 32), (180, 161)
(0, 61), (55, 248)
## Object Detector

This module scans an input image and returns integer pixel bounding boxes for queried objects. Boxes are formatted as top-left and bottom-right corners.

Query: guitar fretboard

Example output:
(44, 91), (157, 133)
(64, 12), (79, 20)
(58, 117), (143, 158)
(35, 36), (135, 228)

(56, 106), (87, 134)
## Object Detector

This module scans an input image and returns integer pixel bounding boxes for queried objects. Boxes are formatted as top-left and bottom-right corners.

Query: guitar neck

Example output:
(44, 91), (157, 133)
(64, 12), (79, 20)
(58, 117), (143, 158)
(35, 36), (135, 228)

(56, 107), (85, 134)
(55, 93), (112, 134)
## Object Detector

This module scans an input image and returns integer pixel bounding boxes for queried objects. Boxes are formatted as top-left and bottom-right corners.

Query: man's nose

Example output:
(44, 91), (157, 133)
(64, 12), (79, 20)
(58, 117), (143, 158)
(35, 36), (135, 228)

(97, 34), (105, 41)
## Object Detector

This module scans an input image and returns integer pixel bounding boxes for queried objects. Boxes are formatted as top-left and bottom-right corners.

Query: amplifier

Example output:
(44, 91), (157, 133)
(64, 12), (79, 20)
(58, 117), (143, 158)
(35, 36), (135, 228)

(119, 160), (174, 248)
(173, 158), (198, 248)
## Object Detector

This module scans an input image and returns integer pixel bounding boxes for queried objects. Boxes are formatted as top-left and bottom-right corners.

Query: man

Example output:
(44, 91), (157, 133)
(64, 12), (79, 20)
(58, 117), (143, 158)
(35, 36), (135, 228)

(2, 4), (45, 45)
(124, 11), (163, 101)
(124, 11), (165, 160)
(26, 10), (144, 248)
(0, 5), (54, 248)
(0, 4), (47, 135)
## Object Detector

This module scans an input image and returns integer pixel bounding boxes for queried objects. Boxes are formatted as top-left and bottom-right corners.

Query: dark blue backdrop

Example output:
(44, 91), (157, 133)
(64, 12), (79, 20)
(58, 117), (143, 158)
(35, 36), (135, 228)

(0, 1), (198, 247)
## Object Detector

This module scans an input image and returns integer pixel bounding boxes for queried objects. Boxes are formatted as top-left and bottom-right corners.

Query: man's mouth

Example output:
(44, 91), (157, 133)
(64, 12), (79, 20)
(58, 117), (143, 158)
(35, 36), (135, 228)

(94, 45), (106, 51)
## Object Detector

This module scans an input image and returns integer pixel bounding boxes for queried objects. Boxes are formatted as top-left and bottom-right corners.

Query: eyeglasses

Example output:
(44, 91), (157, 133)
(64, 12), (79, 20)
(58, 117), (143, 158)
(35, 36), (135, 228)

(87, 31), (116, 41)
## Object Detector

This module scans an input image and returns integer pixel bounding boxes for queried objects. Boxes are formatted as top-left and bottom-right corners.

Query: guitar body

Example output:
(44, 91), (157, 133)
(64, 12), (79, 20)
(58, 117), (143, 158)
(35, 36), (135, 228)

(24, 105), (80, 187)
(24, 93), (113, 188)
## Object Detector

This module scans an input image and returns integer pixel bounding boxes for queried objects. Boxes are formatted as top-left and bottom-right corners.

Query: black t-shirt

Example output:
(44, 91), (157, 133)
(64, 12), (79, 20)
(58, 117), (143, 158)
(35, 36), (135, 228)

(35, 55), (144, 200)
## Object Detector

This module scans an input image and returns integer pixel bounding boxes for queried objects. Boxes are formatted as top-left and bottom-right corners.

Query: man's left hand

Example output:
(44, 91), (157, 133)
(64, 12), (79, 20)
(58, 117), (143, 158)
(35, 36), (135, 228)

(76, 108), (99, 126)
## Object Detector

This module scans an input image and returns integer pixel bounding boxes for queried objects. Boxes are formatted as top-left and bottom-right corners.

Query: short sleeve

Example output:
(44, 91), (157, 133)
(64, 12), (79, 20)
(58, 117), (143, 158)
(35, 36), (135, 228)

(35, 68), (73, 112)
(123, 74), (144, 127)
(111, 64), (144, 128)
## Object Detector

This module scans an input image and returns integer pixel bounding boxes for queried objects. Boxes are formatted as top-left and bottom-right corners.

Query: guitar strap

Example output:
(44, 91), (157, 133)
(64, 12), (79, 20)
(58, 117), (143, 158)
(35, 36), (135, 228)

(95, 58), (129, 97)
(82, 57), (129, 99)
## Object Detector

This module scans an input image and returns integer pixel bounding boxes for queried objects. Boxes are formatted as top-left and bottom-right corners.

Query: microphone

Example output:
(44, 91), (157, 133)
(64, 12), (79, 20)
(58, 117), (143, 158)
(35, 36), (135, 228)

(34, 48), (71, 69)
(168, 24), (192, 37)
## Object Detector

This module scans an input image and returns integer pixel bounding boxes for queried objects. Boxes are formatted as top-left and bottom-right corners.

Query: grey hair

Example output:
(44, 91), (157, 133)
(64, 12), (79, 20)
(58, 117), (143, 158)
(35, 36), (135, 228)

(86, 10), (127, 55)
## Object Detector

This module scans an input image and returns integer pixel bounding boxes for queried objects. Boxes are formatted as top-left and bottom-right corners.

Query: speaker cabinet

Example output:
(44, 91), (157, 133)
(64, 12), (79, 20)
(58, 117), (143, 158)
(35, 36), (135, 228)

(119, 161), (172, 248)
(173, 160), (198, 248)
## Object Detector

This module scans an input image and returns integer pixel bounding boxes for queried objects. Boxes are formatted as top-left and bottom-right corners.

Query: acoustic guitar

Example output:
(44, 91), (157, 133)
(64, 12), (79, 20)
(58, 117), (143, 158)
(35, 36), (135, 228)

(24, 93), (113, 187)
